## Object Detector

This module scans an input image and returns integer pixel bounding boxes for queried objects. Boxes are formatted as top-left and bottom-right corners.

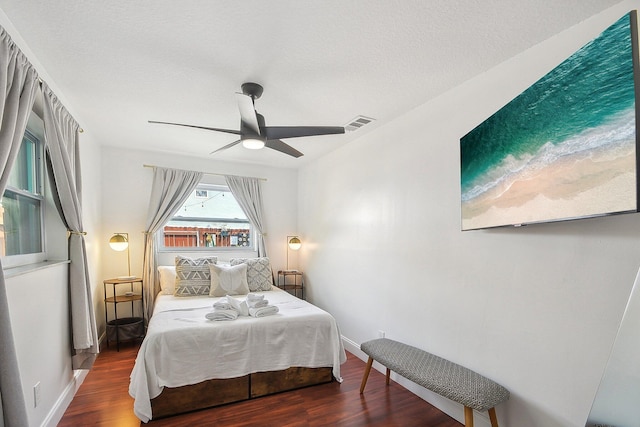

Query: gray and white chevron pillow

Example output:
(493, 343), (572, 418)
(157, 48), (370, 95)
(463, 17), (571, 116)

(230, 257), (273, 291)
(174, 255), (218, 296)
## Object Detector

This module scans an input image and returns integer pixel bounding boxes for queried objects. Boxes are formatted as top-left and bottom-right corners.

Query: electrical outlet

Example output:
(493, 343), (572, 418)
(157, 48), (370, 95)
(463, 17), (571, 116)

(378, 330), (385, 338)
(33, 382), (41, 408)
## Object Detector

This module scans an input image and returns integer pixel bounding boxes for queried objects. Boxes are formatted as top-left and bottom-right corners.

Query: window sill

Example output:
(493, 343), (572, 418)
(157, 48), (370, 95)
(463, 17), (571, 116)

(3, 260), (70, 279)
(158, 248), (257, 253)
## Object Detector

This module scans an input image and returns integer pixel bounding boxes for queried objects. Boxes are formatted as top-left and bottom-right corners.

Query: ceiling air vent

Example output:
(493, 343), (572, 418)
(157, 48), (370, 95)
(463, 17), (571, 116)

(344, 115), (375, 132)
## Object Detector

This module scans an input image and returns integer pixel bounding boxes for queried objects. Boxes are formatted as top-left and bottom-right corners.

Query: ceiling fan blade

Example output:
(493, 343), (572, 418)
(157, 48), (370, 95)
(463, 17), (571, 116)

(149, 120), (241, 135)
(235, 93), (261, 135)
(210, 139), (242, 155)
(263, 126), (345, 140)
(265, 139), (304, 158)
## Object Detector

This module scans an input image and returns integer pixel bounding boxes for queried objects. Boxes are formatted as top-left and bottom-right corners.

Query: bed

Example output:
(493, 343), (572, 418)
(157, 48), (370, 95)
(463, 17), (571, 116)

(129, 278), (346, 422)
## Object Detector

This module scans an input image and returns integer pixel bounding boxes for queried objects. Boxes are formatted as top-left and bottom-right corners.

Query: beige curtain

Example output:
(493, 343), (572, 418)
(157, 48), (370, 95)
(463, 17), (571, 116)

(42, 82), (98, 369)
(142, 167), (202, 320)
(225, 176), (268, 257)
(0, 25), (39, 427)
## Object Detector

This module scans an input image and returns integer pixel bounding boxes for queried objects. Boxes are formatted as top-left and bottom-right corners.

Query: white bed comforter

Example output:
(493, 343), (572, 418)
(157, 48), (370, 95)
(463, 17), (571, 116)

(129, 287), (346, 422)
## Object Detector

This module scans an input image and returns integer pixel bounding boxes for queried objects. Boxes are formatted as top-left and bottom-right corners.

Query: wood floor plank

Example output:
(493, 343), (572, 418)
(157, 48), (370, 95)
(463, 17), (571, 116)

(59, 342), (462, 426)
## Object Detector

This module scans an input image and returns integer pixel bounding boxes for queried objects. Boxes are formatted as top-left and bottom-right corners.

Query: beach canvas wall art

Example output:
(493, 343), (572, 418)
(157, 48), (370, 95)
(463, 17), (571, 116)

(460, 12), (639, 231)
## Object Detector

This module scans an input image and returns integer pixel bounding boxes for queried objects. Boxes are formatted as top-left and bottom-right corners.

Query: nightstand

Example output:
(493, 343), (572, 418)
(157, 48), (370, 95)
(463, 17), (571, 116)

(277, 270), (304, 300)
(103, 277), (145, 351)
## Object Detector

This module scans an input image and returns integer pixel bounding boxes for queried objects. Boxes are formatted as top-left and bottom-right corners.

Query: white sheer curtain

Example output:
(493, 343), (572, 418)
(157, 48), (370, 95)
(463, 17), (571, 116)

(42, 82), (98, 370)
(0, 25), (39, 427)
(142, 167), (203, 320)
(225, 175), (268, 257)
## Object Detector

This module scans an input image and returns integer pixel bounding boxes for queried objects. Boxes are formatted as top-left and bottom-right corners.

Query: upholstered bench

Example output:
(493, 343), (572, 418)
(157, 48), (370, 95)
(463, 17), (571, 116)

(359, 338), (509, 427)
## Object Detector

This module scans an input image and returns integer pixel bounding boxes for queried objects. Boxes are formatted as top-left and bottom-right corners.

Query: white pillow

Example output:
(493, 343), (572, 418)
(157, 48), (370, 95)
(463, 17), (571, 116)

(209, 263), (250, 297)
(158, 266), (177, 295)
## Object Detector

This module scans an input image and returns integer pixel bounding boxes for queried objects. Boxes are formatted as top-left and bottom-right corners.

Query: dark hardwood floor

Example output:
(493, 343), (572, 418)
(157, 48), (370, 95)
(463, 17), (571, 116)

(59, 341), (462, 426)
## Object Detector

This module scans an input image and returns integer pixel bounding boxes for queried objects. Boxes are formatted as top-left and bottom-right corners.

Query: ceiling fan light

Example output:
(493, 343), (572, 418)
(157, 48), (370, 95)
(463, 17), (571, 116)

(242, 138), (265, 150)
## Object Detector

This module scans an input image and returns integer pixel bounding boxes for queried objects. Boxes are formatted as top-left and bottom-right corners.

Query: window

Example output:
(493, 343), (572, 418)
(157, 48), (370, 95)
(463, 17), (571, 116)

(160, 184), (253, 251)
(1, 126), (45, 260)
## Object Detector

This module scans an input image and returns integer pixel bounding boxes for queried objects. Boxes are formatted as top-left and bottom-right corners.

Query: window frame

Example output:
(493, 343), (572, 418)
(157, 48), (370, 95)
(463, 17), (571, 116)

(158, 183), (256, 253)
(1, 122), (47, 268)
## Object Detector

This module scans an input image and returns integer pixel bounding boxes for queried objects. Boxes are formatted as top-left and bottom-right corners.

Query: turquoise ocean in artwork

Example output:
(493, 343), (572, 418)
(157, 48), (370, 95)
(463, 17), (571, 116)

(460, 14), (636, 207)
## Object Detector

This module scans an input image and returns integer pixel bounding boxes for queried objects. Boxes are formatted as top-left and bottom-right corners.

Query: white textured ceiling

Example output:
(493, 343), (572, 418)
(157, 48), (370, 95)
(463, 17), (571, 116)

(0, 0), (622, 168)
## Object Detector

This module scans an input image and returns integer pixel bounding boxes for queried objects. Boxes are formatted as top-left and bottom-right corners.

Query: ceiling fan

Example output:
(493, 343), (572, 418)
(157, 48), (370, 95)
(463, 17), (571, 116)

(149, 82), (345, 158)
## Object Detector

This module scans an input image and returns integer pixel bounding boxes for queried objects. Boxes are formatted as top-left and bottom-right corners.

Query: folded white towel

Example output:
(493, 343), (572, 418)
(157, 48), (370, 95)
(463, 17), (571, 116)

(246, 293), (264, 302)
(205, 309), (239, 321)
(225, 294), (249, 316)
(213, 301), (233, 310)
(247, 298), (268, 308)
(249, 305), (279, 318)
(246, 293), (268, 308)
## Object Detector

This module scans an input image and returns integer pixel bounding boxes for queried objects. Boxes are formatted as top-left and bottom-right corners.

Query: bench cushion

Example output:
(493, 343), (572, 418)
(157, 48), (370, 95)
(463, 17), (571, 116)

(361, 338), (509, 411)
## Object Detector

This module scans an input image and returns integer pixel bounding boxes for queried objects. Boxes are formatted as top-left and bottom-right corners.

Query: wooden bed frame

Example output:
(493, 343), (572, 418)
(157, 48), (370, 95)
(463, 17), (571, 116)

(151, 366), (333, 418)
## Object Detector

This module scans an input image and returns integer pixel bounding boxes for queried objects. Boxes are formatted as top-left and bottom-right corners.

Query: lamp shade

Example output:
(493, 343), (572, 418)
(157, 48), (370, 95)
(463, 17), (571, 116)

(109, 233), (129, 251)
(288, 236), (301, 251)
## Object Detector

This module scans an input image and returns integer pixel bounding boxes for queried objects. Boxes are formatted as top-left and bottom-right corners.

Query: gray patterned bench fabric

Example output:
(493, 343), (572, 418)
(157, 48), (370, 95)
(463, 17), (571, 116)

(360, 338), (509, 415)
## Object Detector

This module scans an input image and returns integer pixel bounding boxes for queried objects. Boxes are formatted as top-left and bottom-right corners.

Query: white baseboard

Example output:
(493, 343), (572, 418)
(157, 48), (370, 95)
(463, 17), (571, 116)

(340, 335), (492, 427)
(341, 335), (364, 359)
(41, 369), (88, 427)
(41, 331), (106, 427)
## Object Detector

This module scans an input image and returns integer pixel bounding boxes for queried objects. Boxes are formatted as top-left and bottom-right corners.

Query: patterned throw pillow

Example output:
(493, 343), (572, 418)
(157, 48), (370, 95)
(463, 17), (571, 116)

(209, 263), (250, 297)
(174, 255), (218, 296)
(230, 257), (273, 292)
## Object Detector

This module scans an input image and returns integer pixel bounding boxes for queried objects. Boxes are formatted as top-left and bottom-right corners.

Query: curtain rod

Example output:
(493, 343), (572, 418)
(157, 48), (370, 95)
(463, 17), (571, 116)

(142, 164), (267, 181)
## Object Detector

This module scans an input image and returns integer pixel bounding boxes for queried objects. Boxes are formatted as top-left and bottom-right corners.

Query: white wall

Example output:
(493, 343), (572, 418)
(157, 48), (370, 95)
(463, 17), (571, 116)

(98, 146), (299, 325)
(5, 265), (71, 427)
(298, 2), (640, 426)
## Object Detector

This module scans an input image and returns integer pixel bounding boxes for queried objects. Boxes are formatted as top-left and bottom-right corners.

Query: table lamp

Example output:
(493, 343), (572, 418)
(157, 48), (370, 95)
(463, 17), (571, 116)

(109, 232), (133, 279)
(286, 236), (301, 270)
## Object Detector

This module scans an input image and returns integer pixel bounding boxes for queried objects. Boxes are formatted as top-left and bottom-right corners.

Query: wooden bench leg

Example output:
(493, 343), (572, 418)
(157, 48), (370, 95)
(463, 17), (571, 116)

(464, 406), (474, 427)
(359, 356), (374, 394)
(488, 407), (499, 427)
(385, 367), (390, 385)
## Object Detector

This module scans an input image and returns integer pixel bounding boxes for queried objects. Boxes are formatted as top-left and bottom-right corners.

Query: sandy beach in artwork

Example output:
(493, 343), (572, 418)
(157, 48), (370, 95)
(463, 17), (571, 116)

(460, 14), (637, 231)
(461, 144), (637, 230)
